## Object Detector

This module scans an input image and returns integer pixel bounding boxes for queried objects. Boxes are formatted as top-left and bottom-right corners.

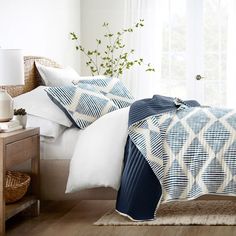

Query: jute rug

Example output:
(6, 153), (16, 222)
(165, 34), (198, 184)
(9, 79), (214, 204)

(94, 200), (236, 225)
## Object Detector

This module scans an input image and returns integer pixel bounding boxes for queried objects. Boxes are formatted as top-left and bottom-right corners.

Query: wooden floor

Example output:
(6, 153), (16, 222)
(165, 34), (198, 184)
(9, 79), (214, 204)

(5, 200), (236, 236)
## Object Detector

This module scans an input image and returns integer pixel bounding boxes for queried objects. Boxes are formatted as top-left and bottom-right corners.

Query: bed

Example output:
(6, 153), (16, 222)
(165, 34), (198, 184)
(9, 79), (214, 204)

(5, 56), (236, 221)
(5, 56), (116, 200)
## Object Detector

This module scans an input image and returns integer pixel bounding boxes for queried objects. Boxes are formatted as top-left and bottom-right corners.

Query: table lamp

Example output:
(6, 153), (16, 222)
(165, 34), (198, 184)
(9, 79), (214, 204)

(0, 49), (24, 122)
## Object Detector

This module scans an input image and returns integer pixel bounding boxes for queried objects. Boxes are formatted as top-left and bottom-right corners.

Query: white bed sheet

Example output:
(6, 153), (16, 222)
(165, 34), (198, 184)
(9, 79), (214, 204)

(40, 127), (80, 160)
(40, 107), (130, 193)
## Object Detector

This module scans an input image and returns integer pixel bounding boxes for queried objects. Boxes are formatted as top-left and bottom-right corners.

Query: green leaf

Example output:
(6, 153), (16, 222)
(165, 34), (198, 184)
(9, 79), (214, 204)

(70, 32), (78, 40)
(103, 22), (109, 27)
(70, 18), (155, 77)
(79, 46), (84, 51)
(146, 68), (155, 72)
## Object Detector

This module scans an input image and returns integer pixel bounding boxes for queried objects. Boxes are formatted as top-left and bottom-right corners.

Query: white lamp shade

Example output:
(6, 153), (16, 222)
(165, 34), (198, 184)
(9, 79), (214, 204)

(0, 49), (24, 86)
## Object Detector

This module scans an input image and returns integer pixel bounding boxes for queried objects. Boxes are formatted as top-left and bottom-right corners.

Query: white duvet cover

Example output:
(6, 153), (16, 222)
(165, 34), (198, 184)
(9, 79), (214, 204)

(66, 107), (130, 193)
(40, 127), (80, 159)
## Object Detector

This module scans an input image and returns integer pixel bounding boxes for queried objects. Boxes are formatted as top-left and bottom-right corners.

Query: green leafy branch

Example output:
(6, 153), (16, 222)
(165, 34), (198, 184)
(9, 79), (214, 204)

(70, 19), (155, 78)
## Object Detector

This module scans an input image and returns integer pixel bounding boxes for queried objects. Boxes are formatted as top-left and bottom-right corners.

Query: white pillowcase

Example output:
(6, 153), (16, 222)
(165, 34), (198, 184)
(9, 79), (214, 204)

(14, 86), (72, 127)
(35, 62), (80, 86)
(26, 114), (66, 141)
(66, 106), (130, 193)
(40, 127), (80, 159)
(77, 75), (107, 80)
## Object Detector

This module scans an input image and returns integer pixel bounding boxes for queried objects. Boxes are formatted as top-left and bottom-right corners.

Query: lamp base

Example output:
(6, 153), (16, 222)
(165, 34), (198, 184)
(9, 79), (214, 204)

(0, 90), (13, 122)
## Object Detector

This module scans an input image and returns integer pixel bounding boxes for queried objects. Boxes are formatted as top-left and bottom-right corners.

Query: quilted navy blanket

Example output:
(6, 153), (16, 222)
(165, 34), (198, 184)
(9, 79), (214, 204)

(116, 95), (236, 221)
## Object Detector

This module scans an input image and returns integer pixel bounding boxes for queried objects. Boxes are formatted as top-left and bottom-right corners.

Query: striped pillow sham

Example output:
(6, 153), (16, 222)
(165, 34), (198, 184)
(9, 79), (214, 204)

(73, 77), (134, 108)
(45, 84), (118, 129)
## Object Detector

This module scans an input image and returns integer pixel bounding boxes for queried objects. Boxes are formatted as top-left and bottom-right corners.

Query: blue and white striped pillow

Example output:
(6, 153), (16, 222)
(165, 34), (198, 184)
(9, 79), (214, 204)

(45, 84), (118, 129)
(73, 77), (134, 108)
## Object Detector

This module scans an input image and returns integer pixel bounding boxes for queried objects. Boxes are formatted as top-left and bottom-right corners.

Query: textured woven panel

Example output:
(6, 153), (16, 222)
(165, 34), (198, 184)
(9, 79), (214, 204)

(95, 200), (236, 225)
(1, 56), (61, 97)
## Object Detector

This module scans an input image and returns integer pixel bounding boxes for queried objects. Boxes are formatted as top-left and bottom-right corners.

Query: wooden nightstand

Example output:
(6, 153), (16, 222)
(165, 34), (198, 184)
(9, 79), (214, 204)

(0, 128), (40, 236)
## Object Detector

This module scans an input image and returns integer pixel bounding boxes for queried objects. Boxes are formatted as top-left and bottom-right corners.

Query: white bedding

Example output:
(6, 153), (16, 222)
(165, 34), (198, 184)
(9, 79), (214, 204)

(40, 106), (129, 192)
(14, 86), (72, 127)
(28, 115), (66, 141)
(13, 73), (131, 194)
(40, 127), (80, 159)
(66, 107), (130, 192)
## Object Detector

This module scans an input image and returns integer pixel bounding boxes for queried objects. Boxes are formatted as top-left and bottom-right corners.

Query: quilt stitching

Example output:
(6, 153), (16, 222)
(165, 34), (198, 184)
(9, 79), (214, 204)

(129, 106), (236, 204)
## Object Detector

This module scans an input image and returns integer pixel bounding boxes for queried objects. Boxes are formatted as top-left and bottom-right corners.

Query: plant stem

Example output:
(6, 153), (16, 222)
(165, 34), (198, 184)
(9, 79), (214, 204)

(104, 25), (114, 75)
(79, 45), (99, 75)
(71, 19), (154, 78)
(95, 42), (100, 74)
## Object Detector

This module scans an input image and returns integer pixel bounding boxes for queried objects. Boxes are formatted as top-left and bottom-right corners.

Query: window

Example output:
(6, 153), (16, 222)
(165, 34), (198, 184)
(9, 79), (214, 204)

(160, 0), (228, 106)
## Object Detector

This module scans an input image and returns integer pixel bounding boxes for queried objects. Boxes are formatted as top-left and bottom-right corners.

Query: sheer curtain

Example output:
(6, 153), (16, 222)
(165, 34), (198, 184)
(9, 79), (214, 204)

(123, 0), (163, 99)
(226, 0), (236, 108)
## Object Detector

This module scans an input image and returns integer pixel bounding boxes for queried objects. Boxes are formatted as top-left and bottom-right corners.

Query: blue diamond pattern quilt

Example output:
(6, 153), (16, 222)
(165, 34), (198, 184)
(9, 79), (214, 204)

(116, 95), (236, 221)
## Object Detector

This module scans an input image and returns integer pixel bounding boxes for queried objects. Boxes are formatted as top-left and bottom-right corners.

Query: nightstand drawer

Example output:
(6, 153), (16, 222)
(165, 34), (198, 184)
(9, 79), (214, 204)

(6, 135), (38, 168)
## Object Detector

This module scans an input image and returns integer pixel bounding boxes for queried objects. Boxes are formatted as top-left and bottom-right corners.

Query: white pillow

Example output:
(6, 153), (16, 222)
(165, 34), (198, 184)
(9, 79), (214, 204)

(26, 114), (66, 141)
(66, 106), (130, 193)
(71, 75), (107, 85)
(77, 75), (107, 80)
(35, 62), (80, 86)
(14, 86), (72, 127)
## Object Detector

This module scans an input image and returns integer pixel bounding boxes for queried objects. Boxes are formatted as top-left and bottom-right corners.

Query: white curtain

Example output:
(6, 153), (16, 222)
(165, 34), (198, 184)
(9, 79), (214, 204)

(123, 0), (163, 99)
(226, 0), (236, 108)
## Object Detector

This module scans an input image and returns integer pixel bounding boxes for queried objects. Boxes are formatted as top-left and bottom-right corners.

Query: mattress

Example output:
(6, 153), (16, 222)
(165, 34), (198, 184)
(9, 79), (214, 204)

(40, 127), (80, 160)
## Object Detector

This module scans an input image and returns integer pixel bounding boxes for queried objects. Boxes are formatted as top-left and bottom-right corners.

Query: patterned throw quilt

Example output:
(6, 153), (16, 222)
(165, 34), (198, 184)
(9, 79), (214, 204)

(116, 95), (236, 221)
(129, 106), (236, 202)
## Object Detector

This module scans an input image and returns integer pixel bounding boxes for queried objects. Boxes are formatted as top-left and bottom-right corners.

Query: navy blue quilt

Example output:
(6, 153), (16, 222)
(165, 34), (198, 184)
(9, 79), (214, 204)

(116, 95), (200, 220)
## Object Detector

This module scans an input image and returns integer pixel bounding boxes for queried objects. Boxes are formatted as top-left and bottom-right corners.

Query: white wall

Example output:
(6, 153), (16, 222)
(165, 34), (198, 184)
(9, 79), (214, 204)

(80, 0), (125, 75)
(0, 0), (81, 72)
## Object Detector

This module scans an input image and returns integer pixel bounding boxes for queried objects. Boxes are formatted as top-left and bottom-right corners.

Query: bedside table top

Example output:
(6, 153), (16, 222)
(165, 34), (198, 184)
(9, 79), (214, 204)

(0, 128), (39, 144)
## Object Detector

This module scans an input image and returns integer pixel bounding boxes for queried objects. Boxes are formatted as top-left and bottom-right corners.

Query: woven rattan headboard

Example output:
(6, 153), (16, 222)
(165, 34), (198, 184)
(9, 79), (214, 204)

(3, 56), (61, 97)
